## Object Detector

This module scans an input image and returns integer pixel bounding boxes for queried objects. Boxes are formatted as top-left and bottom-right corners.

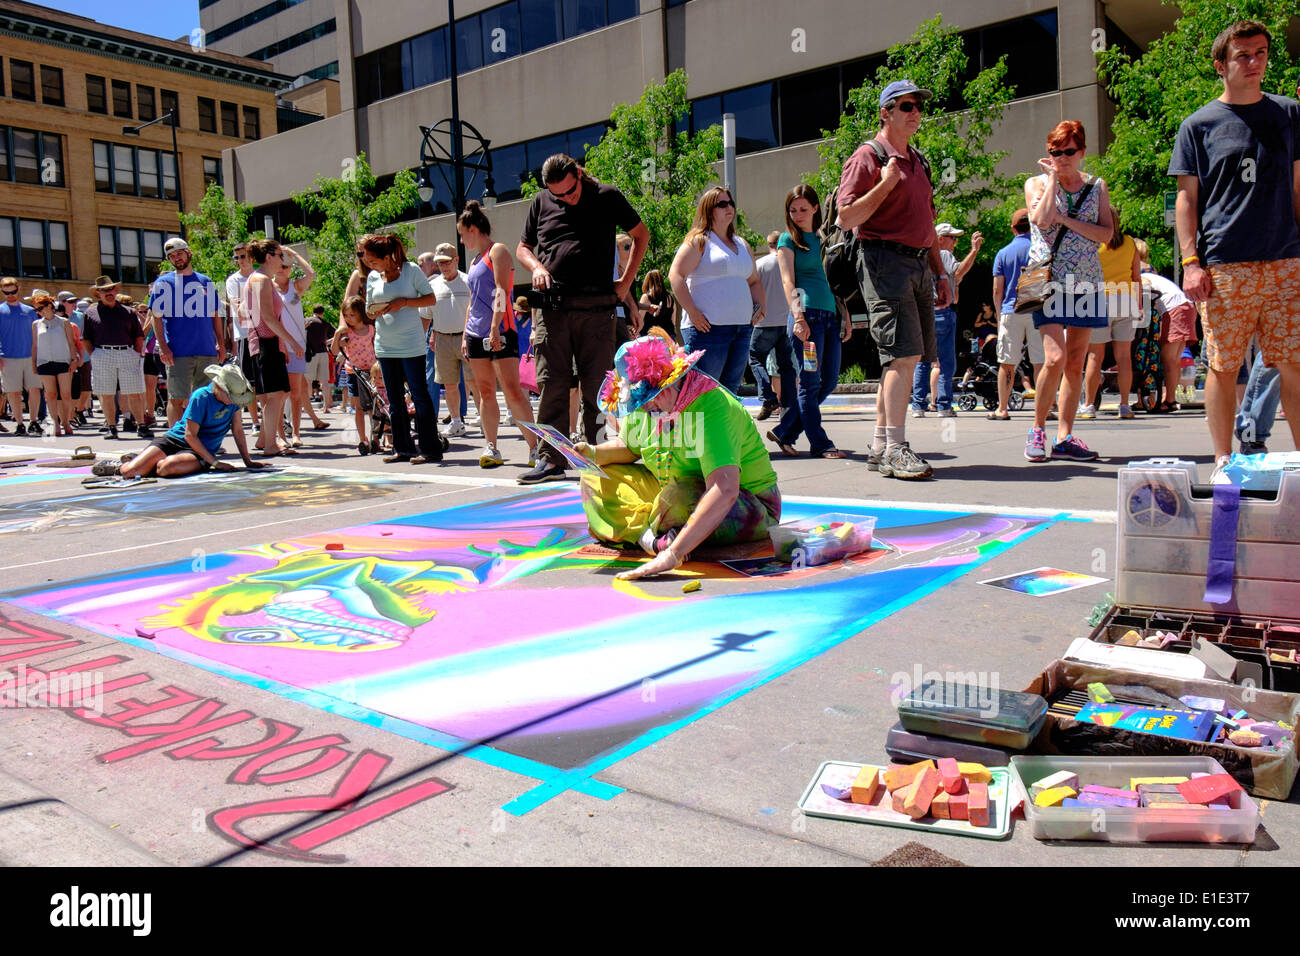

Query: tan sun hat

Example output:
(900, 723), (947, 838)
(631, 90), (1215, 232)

(205, 363), (255, 407)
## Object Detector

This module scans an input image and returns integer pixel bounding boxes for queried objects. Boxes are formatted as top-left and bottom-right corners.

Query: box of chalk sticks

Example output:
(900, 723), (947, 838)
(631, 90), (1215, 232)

(1024, 659), (1300, 800)
(1012, 755), (1260, 844)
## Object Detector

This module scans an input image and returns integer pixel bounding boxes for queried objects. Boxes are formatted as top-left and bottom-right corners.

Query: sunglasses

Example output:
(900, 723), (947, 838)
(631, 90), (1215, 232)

(550, 179), (580, 199)
(891, 101), (924, 113)
(1049, 147), (1081, 157)
(1, 287), (17, 294)
(715, 199), (735, 209)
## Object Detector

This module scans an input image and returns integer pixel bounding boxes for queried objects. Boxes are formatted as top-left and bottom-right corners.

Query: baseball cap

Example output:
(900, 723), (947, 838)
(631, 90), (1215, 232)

(880, 80), (934, 109)
(163, 237), (190, 255)
(56, 290), (77, 302)
(432, 242), (457, 263)
(935, 223), (965, 238)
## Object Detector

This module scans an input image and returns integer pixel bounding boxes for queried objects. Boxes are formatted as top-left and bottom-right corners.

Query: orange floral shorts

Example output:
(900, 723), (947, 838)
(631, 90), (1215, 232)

(1202, 258), (1300, 372)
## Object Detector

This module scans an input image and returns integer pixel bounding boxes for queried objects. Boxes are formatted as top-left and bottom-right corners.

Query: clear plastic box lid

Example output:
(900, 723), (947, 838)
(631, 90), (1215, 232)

(898, 680), (1048, 733)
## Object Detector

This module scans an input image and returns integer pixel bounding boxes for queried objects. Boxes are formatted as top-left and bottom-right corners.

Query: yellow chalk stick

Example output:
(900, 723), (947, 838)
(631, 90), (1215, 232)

(1033, 786), (1077, 807)
(850, 766), (880, 805)
(1129, 776), (1189, 791)
(681, 580), (701, 593)
(957, 762), (992, 784)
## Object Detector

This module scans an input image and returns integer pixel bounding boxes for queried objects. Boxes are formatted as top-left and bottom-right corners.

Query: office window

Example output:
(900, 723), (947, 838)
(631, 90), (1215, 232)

(607, 0), (637, 21)
(562, 0), (605, 37)
(40, 66), (64, 106)
(691, 94), (721, 135)
(245, 19), (336, 60)
(454, 14), (483, 72)
(137, 85), (156, 121)
(243, 106), (260, 140)
(0, 219), (15, 277)
(567, 123), (607, 160)
(99, 227), (117, 278)
(10, 60), (34, 101)
(203, 156), (223, 188)
(520, 0), (561, 52)
(525, 132), (567, 184)
(93, 142), (110, 191)
(220, 101), (239, 137)
(113, 145), (134, 193)
(41, 134), (63, 187)
(480, 4), (520, 65)
(48, 223), (69, 279)
(112, 79), (132, 118)
(0, 133), (7, 181)
(402, 28), (448, 90)
(19, 219), (44, 277)
(840, 54), (887, 114)
(779, 67), (840, 146)
(198, 97), (217, 133)
(11, 129), (39, 185)
(161, 152), (177, 200)
(119, 228), (142, 284)
(978, 12), (1058, 99)
(726, 84), (777, 153)
(161, 89), (179, 126)
(0, 57), (4, 97)
(138, 148), (161, 199)
(490, 142), (528, 203)
(143, 231), (165, 272)
(86, 74), (107, 113)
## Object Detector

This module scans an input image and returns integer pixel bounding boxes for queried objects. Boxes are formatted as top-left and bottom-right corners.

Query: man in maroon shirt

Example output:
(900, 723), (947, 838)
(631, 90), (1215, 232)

(836, 80), (951, 480)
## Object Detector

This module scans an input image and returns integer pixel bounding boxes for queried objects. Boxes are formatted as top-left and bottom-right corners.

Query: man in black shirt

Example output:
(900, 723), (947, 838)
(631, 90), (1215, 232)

(516, 154), (648, 484)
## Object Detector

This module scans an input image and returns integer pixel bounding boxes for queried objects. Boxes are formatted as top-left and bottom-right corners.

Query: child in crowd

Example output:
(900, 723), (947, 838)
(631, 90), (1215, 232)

(330, 294), (383, 455)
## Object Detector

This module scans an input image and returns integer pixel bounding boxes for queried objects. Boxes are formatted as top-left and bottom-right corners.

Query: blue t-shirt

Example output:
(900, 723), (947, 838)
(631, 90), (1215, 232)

(1169, 93), (1300, 264)
(993, 234), (1032, 313)
(777, 231), (837, 313)
(166, 383), (236, 455)
(0, 301), (36, 359)
(149, 271), (219, 356)
(367, 262), (435, 359)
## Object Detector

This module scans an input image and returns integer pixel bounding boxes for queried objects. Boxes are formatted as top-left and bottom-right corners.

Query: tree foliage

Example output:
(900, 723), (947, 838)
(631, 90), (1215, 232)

(282, 153), (419, 321)
(523, 70), (760, 279)
(1092, 0), (1298, 269)
(811, 15), (1020, 263)
(159, 184), (259, 283)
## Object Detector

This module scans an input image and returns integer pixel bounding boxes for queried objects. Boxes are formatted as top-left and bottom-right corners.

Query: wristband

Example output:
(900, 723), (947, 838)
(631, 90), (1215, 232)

(1181, 256), (1200, 267)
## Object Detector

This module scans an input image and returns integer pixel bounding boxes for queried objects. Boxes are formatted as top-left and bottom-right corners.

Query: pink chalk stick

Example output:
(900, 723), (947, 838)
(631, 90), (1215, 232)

(937, 757), (962, 794)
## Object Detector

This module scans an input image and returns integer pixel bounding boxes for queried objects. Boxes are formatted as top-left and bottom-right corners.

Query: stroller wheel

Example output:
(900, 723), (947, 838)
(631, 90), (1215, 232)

(957, 394), (977, 412)
(1008, 392), (1025, 411)
(982, 395), (997, 410)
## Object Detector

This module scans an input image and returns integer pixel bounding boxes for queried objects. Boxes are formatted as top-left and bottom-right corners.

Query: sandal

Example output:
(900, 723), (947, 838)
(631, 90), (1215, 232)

(987, 411), (1011, 421)
(818, 448), (847, 459)
(383, 454), (411, 463)
(765, 429), (798, 457)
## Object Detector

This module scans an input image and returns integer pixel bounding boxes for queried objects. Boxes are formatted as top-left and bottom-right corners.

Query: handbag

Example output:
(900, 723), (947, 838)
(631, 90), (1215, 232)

(518, 343), (539, 395)
(1014, 180), (1094, 314)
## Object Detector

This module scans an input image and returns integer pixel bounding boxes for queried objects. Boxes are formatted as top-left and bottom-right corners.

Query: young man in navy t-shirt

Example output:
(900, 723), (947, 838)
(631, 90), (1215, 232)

(149, 237), (224, 428)
(990, 209), (1042, 419)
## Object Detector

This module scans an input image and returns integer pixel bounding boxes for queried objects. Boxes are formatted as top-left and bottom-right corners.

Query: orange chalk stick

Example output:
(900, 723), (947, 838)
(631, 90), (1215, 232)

(891, 782), (912, 814)
(967, 781), (990, 827)
(850, 766), (880, 805)
(948, 789), (969, 820)
(931, 790), (952, 819)
(904, 767), (941, 819)
(884, 760), (935, 793)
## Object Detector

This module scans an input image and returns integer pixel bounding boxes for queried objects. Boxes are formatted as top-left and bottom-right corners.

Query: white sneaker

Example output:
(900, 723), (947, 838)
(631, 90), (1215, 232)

(1210, 455), (1234, 486)
(447, 419), (467, 438)
(528, 445), (539, 467)
(479, 444), (504, 468)
(503, 411), (514, 426)
(1077, 404), (1097, 420)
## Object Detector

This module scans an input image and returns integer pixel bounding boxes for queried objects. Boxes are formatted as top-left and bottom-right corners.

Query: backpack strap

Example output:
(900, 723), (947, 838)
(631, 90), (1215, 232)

(867, 139), (932, 186)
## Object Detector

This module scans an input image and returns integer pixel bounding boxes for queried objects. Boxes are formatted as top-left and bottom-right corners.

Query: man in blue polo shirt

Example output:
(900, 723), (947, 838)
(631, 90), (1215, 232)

(0, 278), (40, 435)
(990, 208), (1042, 419)
(149, 237), (224, 427)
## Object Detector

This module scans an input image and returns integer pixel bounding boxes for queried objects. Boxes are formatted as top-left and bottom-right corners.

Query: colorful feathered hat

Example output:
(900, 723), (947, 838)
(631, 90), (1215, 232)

(599, 328), (704, 418)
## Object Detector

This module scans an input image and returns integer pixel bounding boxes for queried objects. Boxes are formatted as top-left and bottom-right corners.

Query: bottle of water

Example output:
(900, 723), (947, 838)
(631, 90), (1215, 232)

(802, 340), (817, 373)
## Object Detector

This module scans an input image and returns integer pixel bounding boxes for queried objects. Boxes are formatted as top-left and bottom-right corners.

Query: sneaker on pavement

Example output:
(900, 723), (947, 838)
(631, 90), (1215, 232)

(136, 424), (154, 439)
(517, 461), (567, 485)
(909, 406), (926, 419)
(1118, 404), (1135, 420)
(479, 444), (504, 468)
(1239, 440), (1268, 455)
(14, 423), (27, 436)
(447, 419), (467, 438)
(528, 445), (539, 467)
(441, 413), (452, 424)
(878, 442), (933, 479)
(1024, 426), (1048, 462)
(1051, 434), (1098, 460)
(866, 447), (882, 472)
(1077, 404), (1097, 420)
(756, 400), (779, 422)
(938, 407), (957, 418)
(1210, 455), (1234, 485)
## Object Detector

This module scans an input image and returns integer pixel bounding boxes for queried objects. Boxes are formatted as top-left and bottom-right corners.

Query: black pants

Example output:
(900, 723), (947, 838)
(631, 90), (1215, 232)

(534, 304), (615, 468)
(377, 355), (441, 459)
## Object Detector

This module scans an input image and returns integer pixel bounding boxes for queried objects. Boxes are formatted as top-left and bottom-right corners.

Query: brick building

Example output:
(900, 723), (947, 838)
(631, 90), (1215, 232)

(0, 0), (289, 300)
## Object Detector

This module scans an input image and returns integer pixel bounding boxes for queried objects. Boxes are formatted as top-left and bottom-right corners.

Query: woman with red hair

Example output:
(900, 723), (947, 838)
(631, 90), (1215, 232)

(1022, 120), (1113, 463)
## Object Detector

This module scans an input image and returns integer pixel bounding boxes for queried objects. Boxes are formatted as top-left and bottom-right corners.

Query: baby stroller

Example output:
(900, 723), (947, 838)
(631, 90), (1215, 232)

(350, 367), (393, 455)
(953, 331), (1025, 411)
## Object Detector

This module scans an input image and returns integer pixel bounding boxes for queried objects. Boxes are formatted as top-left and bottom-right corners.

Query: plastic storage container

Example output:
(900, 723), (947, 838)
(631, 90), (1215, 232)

(1011, 755), (1260, 843)
(769, 513), (875, 566)
(885, 722), (1014, 767)
(897, 681), (1048, 750)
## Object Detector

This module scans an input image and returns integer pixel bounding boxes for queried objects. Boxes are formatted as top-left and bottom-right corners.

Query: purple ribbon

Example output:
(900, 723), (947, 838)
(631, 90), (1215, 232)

(1203, 483), (1240, 605)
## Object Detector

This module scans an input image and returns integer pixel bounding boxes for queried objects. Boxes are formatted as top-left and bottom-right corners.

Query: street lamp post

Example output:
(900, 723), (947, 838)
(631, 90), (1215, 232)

(123, 109), (185, 238)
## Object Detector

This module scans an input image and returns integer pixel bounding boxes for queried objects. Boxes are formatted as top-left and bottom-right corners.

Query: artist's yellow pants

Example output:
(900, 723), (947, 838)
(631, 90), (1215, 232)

(579, 463), (781, 548)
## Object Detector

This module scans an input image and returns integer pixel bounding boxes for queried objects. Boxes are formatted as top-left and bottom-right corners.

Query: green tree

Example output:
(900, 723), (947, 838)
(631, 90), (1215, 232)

(523, 69), (760, 280)
(811, 15), (1020, 263)
(158, 183), (258, 282)
(282, 153), (420, 320)
(1093, 0), (1298, 269)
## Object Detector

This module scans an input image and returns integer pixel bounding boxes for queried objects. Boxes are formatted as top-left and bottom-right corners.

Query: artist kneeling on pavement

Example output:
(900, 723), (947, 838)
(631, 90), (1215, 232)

(94, 364), (265, 479)
(578, 330), (781, 580)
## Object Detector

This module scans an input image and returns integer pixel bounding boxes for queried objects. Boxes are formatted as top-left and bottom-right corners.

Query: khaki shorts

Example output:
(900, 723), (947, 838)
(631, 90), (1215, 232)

(996, 312), (1045, 366)
(167, 354), (216, 402)
(433, 330), (468, 386)
(0, 359), (39, 394)
(1202, 258), (1300, 372)
(855, 245), (936, 365)
(305, 352), (330, 384)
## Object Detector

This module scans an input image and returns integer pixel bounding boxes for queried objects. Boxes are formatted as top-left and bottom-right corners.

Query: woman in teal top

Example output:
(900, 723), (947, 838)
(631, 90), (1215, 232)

(766, 184), (852, 458)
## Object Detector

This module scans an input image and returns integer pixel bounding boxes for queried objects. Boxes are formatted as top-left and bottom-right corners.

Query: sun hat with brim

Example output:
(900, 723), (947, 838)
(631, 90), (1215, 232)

(935, 223), (964, 238)
(205, 363), (255, 408)
(23, 288), (51, 305)
(30, 294), (55, 309)
(599, 328), (705, 418)
(90, 276), (120, 291)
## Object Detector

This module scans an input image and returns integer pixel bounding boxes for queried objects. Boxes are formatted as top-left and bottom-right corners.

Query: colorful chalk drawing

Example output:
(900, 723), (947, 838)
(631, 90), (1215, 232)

(0, 470), (403, 535)
(5, 489), (1057, 814)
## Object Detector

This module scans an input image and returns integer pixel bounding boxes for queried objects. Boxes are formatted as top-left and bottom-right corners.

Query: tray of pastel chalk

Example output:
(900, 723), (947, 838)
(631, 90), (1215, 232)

(797, 760), (1011, 839)
(769, 513), (876, 566)
(1011, 755), (1260, 844)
